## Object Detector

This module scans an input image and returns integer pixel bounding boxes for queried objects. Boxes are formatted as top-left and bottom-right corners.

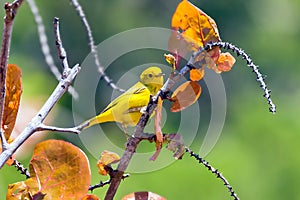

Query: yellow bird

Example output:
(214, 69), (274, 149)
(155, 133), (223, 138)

(77, 66), (164, 131)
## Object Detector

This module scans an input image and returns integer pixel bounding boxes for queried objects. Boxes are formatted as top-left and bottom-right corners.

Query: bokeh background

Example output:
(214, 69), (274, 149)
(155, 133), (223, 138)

(0, 0), (299, 199)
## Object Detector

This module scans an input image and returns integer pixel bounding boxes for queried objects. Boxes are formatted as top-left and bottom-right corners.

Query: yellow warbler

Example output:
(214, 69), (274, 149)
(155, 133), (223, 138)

(78, 66), (164, 131)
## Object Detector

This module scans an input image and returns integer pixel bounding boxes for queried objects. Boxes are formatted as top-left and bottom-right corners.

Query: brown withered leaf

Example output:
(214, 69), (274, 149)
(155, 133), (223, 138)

(150, 96), (163, 161)
(7, 140), (91, 199)
(2, 64), (22, 140)
(97, 150), (120, 176)
(170, 81), (201, 112)
(122, 191), (166, 200)
(82, 194), (100, 200)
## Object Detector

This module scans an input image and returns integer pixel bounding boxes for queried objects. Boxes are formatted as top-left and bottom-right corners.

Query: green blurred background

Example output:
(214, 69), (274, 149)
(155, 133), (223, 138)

(0, 0), (299, 199)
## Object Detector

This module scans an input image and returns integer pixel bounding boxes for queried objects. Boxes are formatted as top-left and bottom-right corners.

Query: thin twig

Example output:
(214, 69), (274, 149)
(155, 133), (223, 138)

(26, 0), (78, 99)
(89, 174), (130, 192)
(70, 0), (124, 93)
(12, 158), (30, 178)
(0, 0), (25, 149)
(53, 17), (70, 78)
(37, 124), (80, 134)
(185, 147), (240, 200)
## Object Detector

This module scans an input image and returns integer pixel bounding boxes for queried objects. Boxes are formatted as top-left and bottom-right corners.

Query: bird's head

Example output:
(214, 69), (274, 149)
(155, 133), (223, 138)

(140, 66), (164, 92)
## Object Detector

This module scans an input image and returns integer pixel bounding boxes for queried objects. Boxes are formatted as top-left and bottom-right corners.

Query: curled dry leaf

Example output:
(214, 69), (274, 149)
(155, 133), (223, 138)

(150, 96), (163, 161)
(97, 150), (120, 176)
(7, 140), (91, 200)
(170, 81), (201, 112)
(216, 52), (236, 72)
(165, 133), (185, 160)
(122, 191), (166, 200)
(2, 64), (22, 140)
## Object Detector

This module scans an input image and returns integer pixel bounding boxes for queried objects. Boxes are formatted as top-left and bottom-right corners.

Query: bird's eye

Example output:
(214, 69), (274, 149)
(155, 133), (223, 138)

(148, 74), (153, 78)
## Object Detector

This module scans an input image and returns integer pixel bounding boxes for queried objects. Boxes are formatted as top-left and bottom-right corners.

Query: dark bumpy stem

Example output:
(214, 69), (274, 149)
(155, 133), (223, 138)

(12, 159), (30, 178)
(185, 147), (240, 200)
(204, 41), (276, 113)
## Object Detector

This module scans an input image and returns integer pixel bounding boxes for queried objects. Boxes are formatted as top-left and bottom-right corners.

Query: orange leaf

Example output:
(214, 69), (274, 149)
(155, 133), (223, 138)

(190, 68), (205, 81)
(150, 96), (163, 161)
(171, 0), (220, 51)
(2, 64), (22, 140)
(0, 137), (15, 166)
(7, 140), (91, 199)
(97, 150), (120, 176)
(171, 81), (201, 112)
(122, 191), (166, 200)
(216, 52), (236, 72)
(82, 194), (100, 200)
(7, 178), (39, 200)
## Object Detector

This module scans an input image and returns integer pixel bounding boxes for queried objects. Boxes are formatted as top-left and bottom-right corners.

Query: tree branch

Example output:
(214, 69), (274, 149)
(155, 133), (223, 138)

(105, 63), (193, 200)
(36, 124), (80, 134)
(70, 0), (125, 93)
(27, 0), (78, 99)
(0, 17), (81, 169)
(0, 64), (80, 169)
(0, 0), (24, 147)
(185, 147), (240, 200)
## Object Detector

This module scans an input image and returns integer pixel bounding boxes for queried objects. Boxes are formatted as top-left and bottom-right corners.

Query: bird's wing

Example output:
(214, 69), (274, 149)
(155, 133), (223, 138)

(101, 82), (149, 114)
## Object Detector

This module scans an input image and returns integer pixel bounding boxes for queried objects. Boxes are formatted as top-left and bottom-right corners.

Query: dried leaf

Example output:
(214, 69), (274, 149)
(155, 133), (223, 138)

(82, 194), (100, 200)
(165, 133), (185, 160)
(170, 0), (220, 52)
(150, 96), (163, 161)
(97, 150), (120, 176)
(171, 81), (201, 112)
(122, 191), (166, 200)
(7, 178), (39, 200)
(7, 140), (91, 199)
(190, 68), (205, 81)
(216, 52), (236, 72)
(2, 64), (22, 140)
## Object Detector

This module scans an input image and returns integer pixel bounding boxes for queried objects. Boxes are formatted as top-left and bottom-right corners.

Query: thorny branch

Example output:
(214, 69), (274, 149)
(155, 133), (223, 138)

(185, 147), (240, 200)
(0, 17), (80, 169)
(26, 0), (78, 99)
(12, 159), (30, 178)
(70, 0), (125, 93)
(200, 42), (276, 113)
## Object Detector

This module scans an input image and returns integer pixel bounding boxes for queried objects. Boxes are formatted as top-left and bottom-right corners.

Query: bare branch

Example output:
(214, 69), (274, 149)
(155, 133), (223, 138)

(0, 0), (25, 147)
(0, 64), (80, 169)
(53, 17), (70, 78)
(105, 65), (192, 199)
(37, 124), (80, 134)
(27, 0), (78, 99)
(70, 0), (125, 93)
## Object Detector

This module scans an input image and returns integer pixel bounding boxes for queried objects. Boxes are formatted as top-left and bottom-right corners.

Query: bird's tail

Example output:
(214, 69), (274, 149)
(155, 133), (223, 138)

(76, 111), (114, 131)
(76, 115), (106, 131)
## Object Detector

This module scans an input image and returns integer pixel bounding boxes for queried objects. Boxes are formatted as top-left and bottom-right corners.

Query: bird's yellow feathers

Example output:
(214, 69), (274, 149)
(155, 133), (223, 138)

(79, 66), (164, 130)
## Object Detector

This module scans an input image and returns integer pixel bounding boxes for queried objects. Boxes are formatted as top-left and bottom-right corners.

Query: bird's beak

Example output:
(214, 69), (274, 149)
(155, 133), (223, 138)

(156, 73), (165, 77)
